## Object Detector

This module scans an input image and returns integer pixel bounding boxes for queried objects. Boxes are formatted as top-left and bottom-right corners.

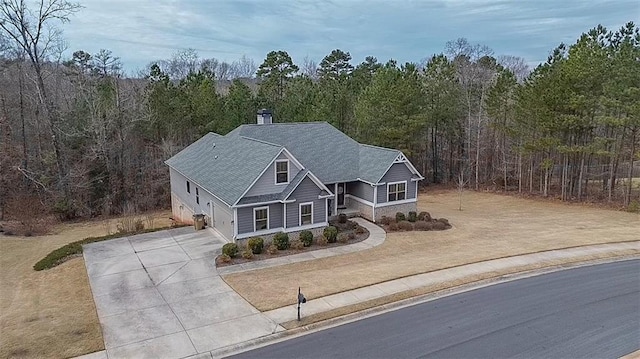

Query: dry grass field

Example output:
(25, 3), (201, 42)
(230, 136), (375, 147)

(0, 211), (171, 359)
(223, 191), (640, 311)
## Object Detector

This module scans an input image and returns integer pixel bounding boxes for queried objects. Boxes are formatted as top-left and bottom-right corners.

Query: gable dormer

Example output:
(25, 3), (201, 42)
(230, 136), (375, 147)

(244, 150), (303, 197)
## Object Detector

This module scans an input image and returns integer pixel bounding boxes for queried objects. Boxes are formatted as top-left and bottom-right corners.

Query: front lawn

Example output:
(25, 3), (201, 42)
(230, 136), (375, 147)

(222, 191), (640, 311)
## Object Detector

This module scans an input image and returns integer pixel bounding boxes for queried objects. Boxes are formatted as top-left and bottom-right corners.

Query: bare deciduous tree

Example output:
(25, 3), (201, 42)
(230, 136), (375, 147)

(1, 0), (81, 197)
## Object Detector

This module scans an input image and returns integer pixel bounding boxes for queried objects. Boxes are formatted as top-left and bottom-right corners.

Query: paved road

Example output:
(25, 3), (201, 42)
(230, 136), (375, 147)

(231, 260), (640, 359)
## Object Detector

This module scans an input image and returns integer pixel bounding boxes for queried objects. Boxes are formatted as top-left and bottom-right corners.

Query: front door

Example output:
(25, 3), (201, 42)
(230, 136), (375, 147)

(337, 183), (345, 208)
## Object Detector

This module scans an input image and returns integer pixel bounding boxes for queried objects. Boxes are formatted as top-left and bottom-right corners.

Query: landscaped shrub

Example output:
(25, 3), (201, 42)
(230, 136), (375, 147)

(247, 237), (264, 254)
(437, 218), (450, 226)
(242, 249), (254, 259)
(395, 212), (406, 222)
(290, 239), (304, 250)
(219, 254), (232, 263)
(348, 232), (356, 240)
(338, 233), (349, 243)
(331, 218), (357, 231)
(414, 221), (432, 231)
(222, 243), (239, 258)
(397, 220), (413, 231)
(388, 222), (399, 231)
(355, 225), (366, 234)
(432, 221), (447, 230)
(408, 211), (417, 222)
(299, 230), (314, 247)
(380, 216), (393, 225)
(338, 213), (348, 223)
(33, 225), (187, 271)
(323, 226), (338, 243)
(273, 232), (290, 250)
(316, 235), (328, 246)
(418, 211), (431, 221)
(266, 243), (278, 254)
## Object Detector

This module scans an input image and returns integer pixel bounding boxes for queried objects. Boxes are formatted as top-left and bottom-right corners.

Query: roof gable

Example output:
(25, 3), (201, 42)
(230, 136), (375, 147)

(227, 122), (360, 183)
(165, 133), (283, 205)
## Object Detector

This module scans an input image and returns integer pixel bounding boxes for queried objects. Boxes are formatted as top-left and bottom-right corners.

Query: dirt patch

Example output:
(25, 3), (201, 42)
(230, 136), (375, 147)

(223, 191), (640, 311)
(0, 210), (172, 359)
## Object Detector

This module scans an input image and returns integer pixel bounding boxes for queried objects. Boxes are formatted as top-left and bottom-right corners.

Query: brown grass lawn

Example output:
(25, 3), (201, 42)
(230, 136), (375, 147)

(223, 191), (640, 312)
(0, 211), (172, 359)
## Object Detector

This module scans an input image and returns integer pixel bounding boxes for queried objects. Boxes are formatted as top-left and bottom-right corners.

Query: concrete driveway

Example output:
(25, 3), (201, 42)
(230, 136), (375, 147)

(83, 227), (282, 359)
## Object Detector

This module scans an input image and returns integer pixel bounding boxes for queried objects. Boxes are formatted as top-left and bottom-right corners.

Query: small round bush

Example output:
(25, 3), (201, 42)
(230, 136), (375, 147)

(355, 225), (366, 234)
(432, 221), (447, 230)
(395, 212), (406, 222)
(348, 232), (356, 240)
(323, 226), (338, 243)
(408, 211), (417, 222)
(299, 230), (314, 247)
(437, 218), (450, 226)
(414, 221), (432, 231)
(267, 243), (278, 254)
(219, 253), (231, 263)
(388, 222), (399, 231)
(247, 237), (264, 254)
(380, 216), (393, 225)
(338, 213), (348, 224)
(273, 232), (290, 250)
(397, 220), (413, 231)
(290, 239), (304, 250)
(316, 235), (328, 246)
(242, 249), (254, 259)
(418, 211), (431, 221)
(222, 243), (239, 258)
(338, 233), (349, 243)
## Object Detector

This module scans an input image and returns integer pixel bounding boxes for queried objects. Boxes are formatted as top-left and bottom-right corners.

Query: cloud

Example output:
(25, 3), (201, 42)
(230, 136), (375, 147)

(61, 0), (639, 75)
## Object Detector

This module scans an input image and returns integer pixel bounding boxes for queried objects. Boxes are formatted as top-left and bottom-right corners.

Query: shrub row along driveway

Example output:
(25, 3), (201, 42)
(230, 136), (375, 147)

(84, 227), (281, 358)
(223, 191), (640, 311)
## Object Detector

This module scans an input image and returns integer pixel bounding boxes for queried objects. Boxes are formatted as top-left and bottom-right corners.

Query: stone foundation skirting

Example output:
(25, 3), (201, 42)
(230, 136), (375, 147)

(236, 226), (326, 245)
(374, 202), (417, 222)
(344, 198), (374, 221)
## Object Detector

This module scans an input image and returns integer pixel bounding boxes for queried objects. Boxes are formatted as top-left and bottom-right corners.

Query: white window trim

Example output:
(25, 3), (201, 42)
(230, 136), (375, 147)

(186, 181), (191, 194)
(275, 159), (290, 185)
(299, 202), (313, 226)
(253, 206), (269, 232)
(195, 187), (200, 204)
(387, 181), (407, 202)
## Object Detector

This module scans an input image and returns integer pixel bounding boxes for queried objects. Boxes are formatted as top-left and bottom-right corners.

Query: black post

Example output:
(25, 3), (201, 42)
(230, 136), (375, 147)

(297, 287), (301, 321)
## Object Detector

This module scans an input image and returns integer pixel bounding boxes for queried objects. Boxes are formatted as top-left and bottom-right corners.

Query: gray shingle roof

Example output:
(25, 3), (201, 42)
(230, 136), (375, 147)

(167, 122), (421, 206)
(165, 133), (282, 205)
(236, 170), (310, 205)
(358, 144), (401, 183)
(227, 122), (399, 184)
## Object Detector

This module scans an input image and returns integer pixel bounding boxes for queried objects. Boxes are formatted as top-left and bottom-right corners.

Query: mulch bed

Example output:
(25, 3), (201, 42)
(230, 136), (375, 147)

(216, 219), (369, 267)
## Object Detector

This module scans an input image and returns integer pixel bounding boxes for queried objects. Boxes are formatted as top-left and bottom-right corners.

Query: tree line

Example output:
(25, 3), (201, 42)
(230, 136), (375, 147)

(1, 0), (638, 225)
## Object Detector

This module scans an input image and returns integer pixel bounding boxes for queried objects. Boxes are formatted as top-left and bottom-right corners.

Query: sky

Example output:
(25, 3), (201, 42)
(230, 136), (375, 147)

(61, 0), (640, 75)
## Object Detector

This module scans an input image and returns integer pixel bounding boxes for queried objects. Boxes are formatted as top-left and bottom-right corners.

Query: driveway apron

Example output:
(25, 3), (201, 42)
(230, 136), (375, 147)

(83, 228), (283, 359)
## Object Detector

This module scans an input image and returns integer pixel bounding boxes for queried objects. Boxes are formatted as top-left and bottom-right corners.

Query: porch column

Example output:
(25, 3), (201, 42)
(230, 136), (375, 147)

(334, 183), (338, 214)
(373, 185), (378, 221)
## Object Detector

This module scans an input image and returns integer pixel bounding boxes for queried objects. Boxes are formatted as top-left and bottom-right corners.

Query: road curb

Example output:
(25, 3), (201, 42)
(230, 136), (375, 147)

(212, 254), (639, 358)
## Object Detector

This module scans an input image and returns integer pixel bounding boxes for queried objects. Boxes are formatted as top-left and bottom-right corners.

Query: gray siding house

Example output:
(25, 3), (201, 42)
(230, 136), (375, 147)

(165, 111), (423, 242)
